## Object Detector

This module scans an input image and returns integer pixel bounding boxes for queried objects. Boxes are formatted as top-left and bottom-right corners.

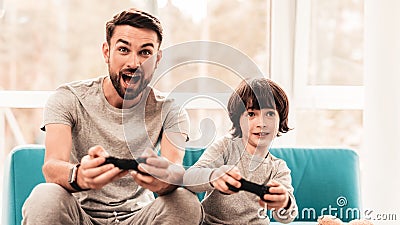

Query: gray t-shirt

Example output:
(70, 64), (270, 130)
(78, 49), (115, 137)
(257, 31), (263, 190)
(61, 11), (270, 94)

(42, 76), (189, 218)
(183, 136), (298, 224)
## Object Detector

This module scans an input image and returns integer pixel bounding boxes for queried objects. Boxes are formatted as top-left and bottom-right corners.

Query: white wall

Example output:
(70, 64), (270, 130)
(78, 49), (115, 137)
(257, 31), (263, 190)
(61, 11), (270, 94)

(362, 0), (400, 224)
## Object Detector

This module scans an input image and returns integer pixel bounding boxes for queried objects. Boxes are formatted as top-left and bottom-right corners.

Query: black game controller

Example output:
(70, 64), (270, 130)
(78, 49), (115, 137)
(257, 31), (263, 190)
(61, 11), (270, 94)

(103, 157), (149, 175)
(226, 178), (270, 201)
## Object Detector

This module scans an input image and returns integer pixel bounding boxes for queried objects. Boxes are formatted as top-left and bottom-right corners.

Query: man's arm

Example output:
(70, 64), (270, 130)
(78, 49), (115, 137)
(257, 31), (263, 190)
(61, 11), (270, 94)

(160, 132), (186, 163)
(43, 124), (128, 192)
(42, 124), (77, 191)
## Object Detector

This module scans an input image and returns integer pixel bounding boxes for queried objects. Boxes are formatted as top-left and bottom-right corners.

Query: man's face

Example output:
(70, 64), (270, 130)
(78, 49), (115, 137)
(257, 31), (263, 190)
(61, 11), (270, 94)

(102, 25), (161, 100)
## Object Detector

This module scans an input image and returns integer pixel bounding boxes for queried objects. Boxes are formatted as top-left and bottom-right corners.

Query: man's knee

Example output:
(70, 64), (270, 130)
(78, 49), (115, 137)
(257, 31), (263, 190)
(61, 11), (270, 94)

(159, 188), (203, 223)
(22, 183), (72, 217)
(163, 188), (200, 207)
(25, 183), (70, 204)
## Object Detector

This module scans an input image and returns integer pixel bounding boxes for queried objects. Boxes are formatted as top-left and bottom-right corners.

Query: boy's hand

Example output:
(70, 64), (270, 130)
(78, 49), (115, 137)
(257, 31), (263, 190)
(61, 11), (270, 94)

(79, 145), (129, 190)
(259, 180), (290, 209)
(209, 165), (242, 194)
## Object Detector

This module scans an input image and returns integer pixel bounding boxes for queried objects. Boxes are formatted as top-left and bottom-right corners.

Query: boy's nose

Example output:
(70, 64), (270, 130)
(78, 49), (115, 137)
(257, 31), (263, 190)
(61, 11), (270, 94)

(257, 117), (267, 127)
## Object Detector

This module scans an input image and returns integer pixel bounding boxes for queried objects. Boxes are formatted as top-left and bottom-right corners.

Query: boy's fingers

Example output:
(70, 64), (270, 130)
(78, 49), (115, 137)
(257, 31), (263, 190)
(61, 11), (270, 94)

(226, 168), (241, 180)
(225, 175), (241, 189)
(267, 180), (280, 187)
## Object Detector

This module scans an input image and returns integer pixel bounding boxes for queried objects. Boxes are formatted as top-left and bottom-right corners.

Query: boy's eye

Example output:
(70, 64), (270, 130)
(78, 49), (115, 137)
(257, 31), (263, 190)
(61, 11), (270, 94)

(266, 111), (276, 117)
(247, 112), (255, 117)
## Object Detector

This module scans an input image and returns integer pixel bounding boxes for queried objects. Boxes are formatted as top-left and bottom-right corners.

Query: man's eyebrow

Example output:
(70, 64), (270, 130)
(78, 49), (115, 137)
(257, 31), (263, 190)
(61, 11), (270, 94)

(115, 39), (156, 49)
(116, 39), (130, 46)
(141, 43), (155, 48)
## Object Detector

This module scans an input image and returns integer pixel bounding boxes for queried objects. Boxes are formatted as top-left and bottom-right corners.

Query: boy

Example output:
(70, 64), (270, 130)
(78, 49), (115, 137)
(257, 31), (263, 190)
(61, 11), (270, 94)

(183, 77), (298, 224)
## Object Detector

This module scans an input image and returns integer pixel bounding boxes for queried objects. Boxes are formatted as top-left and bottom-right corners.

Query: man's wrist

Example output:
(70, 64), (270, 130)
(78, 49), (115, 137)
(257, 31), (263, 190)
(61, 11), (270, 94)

(68, 164), (89, 192)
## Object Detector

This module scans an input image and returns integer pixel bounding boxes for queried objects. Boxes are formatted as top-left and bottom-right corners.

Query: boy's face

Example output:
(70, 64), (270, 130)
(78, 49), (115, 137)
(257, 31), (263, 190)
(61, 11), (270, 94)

(239, 108), (279, 153)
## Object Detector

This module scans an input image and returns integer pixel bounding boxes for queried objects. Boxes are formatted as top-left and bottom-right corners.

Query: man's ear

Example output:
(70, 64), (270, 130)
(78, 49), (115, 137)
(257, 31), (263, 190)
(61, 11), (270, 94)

(102, 42), (110, 63)
(156, 50), (162, 67)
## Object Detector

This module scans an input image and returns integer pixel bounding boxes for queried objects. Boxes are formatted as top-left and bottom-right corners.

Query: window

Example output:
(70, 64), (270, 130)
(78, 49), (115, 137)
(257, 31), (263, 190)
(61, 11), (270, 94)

(0, 0), (272, 151)
(293, 0), (364, 149)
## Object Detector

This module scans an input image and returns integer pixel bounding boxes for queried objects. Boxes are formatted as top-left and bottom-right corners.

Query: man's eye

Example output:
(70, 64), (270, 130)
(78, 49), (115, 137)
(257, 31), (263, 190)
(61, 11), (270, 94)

(118, 47), (129, 53)
(140, 49), (152, 56)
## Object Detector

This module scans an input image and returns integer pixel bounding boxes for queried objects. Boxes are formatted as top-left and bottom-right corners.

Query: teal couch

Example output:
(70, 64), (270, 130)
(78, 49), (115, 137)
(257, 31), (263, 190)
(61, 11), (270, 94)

(2, 145), (361, 225)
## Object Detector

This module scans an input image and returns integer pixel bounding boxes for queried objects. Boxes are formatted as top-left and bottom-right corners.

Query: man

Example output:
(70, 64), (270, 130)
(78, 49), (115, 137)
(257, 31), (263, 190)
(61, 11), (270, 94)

(22, 8), (202, 225)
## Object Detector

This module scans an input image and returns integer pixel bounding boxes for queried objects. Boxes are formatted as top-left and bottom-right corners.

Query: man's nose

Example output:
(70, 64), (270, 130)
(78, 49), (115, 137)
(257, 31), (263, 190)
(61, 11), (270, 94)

(127, 54), (140, 68)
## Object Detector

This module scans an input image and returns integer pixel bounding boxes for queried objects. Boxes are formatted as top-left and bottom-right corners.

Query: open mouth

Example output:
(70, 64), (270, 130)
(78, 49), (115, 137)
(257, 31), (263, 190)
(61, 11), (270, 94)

(122, 74), (140, 86)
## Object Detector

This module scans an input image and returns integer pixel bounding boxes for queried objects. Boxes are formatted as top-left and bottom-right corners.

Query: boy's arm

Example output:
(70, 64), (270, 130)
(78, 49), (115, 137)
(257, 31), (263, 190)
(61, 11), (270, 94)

(269, 161), (298, 223)
(183, 139), (227, 193)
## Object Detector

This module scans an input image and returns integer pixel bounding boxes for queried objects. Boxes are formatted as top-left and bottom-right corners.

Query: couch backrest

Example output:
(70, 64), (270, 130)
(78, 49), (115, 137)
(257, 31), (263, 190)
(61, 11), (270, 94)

(2, 145), (361, 224)
(270, 148), (361, 222)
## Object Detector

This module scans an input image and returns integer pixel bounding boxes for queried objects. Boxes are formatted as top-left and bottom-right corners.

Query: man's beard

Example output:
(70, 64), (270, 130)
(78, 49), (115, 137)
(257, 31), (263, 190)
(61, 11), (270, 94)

(109, 69), (152, 100)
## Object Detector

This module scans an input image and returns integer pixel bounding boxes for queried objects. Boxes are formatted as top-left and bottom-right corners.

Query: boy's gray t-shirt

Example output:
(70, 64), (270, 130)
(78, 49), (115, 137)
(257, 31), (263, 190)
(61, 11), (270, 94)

(42, 75), (189, 218)
(184, 136), (297, 224)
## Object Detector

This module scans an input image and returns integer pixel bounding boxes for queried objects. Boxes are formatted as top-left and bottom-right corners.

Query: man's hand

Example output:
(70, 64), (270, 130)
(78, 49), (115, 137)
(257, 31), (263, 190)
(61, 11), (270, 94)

(130, 148), (184, 195)
(259, 180), (290, 210)
(79, 145), (129, 190)
(209, 165), (242, 194)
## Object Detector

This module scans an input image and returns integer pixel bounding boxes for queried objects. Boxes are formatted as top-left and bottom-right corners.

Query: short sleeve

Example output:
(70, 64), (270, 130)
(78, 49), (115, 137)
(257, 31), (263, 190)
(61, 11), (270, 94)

(41, 87), (77, 131)
(162, 101), (189, 136)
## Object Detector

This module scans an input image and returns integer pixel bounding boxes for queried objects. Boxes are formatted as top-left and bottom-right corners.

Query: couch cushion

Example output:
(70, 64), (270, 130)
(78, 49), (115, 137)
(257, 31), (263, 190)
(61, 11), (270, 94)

(2, 145), (46, 225)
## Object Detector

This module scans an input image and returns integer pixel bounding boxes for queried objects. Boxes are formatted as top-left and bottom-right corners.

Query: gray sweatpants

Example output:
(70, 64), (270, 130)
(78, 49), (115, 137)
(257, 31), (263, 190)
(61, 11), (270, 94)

(22, 183), (203, 225)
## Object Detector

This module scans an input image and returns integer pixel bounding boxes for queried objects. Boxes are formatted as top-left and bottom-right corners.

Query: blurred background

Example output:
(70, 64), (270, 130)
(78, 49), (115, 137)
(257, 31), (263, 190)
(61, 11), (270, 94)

(0, 0), (363, 153)
(1, 0), (399, 224)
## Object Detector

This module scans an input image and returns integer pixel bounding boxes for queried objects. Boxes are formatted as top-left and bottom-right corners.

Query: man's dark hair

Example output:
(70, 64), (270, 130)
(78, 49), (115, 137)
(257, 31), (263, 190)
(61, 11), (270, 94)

(227, 77), (291, 138)
(106, 8), (163, 47)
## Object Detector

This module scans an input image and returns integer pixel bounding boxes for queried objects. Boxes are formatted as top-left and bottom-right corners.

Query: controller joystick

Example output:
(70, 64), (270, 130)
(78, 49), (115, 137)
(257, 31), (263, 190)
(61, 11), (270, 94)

(103, 157), (148, 175)
(226, 178), (270, 201)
